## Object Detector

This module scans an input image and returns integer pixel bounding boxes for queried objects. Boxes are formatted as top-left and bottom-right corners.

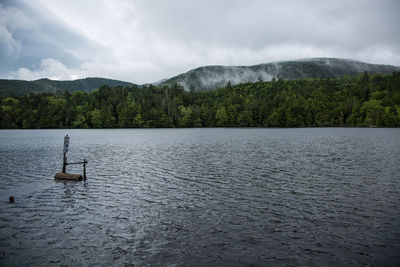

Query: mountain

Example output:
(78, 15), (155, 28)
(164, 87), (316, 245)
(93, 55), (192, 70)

(0, 77), (135, 97)
(157, 58), (400, 91)
(1, 58), (399, 97)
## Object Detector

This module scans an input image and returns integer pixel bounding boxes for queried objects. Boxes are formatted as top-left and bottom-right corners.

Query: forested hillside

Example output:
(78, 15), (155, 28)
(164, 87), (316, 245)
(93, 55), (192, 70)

(1, 72), (399, 128)
(0, 77), (135, 97)
(158, 58), (400, 91)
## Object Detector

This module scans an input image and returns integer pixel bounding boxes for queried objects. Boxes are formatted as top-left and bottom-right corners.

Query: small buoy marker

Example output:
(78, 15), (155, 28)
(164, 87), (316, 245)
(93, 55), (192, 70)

(54, 134), (88, 181)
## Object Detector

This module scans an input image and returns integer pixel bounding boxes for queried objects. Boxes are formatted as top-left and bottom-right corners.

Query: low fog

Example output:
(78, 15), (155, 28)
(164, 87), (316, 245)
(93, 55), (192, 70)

(168, 58), (400, 91)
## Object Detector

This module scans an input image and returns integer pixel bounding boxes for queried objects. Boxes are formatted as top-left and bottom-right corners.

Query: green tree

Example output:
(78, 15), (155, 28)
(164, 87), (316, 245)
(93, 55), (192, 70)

(134, 112), (144, 127)
(72, 114), (88, 128)
(361, 99), (384, 126)
(215, 106), (228, 126)
(89, 109), (103, 128)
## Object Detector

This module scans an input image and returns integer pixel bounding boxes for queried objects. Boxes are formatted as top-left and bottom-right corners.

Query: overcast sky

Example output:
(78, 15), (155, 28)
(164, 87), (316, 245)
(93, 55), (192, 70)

(1, 0), (399, 84)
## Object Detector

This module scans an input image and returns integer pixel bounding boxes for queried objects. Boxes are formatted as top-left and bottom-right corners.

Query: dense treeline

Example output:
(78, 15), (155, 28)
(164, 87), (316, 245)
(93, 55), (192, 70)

(1, 72), (400, 129)
(0, 77), (134, 97)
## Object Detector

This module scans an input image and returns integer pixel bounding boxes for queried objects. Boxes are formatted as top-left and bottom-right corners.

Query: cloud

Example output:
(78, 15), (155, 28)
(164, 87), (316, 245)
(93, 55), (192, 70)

(0, 0), (100, 75)
(9, 58), (85, 81)
(1, 0), (399, 83)
(0, 24), (20, 56)
(0, 3), (23, 63)
(132, 0), (400, 49)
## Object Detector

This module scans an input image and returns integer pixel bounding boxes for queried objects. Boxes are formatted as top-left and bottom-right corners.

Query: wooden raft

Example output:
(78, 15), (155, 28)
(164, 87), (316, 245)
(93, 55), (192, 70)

(54, 172), (83, 181)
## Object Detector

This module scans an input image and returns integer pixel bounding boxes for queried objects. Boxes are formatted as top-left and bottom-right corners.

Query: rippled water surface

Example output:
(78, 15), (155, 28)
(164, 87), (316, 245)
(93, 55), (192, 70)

(0, 128), (399, 266)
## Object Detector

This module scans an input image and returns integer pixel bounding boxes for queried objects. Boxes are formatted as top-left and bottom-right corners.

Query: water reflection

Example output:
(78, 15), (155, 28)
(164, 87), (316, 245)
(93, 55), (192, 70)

(62, 184), (73, 200)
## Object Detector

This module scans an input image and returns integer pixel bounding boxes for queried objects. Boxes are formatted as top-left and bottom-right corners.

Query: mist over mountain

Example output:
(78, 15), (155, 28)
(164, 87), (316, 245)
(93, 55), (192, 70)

(157, 58), (400, 91)
(0, 77), (135, 97)
(0, 58), (399, 97)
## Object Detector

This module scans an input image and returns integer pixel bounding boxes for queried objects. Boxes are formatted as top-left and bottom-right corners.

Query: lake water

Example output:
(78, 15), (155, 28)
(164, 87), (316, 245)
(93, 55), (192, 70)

(0, 128), (399, 266)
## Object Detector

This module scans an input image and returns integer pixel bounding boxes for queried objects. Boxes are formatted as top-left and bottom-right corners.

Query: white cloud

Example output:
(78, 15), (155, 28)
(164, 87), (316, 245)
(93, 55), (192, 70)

(10, 58), (85, 81)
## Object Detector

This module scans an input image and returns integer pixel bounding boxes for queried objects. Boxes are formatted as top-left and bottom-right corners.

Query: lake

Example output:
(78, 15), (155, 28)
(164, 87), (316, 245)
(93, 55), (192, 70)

(0, 128), (399, 266)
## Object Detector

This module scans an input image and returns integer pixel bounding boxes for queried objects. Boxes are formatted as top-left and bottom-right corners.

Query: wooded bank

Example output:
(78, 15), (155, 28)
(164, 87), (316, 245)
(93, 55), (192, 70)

(1, 72), (400, 128)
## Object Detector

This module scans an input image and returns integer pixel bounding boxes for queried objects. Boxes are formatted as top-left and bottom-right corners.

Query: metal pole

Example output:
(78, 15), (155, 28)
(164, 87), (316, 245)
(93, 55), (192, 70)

(83, 159), (87, 179)
(62, 152), (67, 173)
(63, 134), (69, 173)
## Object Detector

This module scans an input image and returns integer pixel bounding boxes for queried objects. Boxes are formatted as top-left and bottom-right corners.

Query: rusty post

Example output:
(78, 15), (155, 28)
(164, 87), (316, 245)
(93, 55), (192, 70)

(83, 158), (87, 179)
(62, 152), (67, 173)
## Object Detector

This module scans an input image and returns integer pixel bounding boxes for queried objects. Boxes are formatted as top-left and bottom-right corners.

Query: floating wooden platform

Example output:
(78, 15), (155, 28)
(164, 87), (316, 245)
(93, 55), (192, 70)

(54, 172), (83, 181)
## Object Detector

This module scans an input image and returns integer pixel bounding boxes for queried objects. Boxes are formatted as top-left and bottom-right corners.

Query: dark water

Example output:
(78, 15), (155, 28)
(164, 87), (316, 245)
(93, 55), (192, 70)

(0, 128), (399, 266)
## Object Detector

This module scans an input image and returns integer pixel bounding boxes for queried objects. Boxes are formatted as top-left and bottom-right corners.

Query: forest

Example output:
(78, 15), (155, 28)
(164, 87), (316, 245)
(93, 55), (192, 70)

(1, 72), (400, 129)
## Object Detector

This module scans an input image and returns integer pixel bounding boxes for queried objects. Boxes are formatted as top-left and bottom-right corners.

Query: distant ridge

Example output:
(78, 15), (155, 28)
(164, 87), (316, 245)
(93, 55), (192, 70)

(157, 58), (400, 91)
(1, 58), (399, 97)
(0, 77), (135, 97)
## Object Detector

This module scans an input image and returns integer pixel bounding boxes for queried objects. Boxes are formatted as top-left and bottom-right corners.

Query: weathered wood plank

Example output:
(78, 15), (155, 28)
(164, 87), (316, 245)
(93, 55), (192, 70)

(54, 172), (83, 181)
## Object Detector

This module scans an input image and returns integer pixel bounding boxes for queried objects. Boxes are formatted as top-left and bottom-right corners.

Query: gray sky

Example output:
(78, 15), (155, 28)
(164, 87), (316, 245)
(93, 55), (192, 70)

(1, 0), (399, 83)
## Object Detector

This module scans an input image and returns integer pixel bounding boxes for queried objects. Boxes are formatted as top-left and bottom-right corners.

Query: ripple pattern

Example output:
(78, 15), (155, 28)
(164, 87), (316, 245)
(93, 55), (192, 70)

(0, 128), (399, 266)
